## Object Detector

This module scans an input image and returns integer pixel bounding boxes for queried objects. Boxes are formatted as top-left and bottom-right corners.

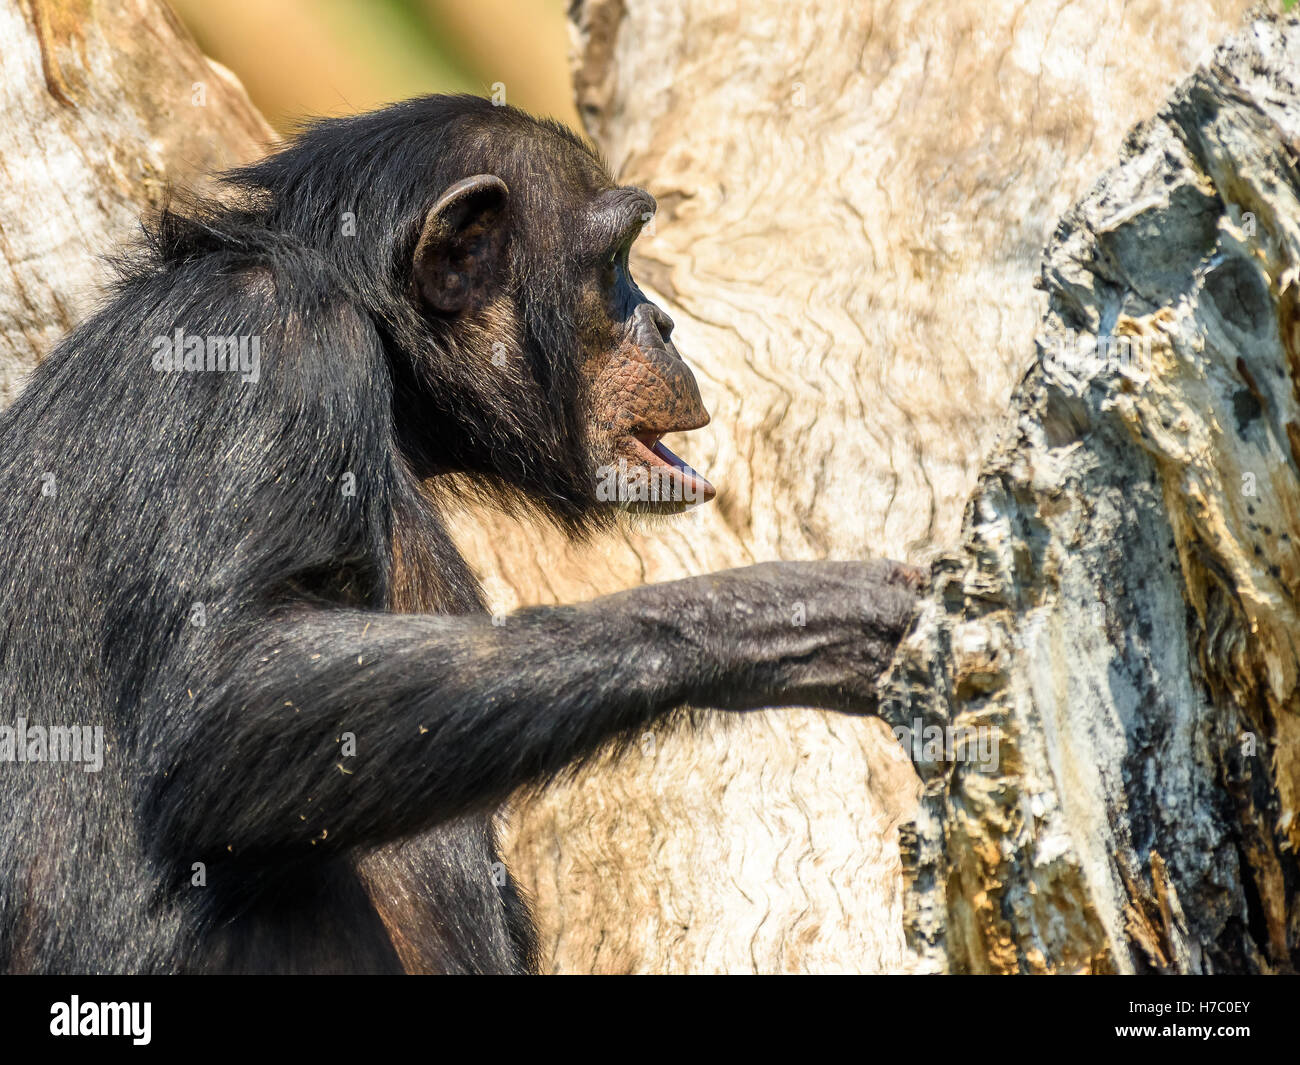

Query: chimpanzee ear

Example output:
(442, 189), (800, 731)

(412, 175), (510, 314)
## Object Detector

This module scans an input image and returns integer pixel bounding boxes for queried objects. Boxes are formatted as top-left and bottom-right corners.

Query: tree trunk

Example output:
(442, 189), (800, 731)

(0, 0), (1292, 974)
(0, 0), (272, 402)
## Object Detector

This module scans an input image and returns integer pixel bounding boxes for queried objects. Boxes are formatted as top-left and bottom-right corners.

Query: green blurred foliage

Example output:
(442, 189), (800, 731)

(171, 0), (579, 131)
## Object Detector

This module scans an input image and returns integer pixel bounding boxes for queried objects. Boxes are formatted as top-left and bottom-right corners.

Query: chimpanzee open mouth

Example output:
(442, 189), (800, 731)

(628, 429), (716, 505)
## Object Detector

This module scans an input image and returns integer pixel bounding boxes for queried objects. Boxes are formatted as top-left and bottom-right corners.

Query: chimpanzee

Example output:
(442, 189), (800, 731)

(0, 95), (919, 974)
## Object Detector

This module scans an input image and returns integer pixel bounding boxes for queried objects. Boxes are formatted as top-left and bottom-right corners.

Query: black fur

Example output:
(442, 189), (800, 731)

(0, 96), (918, 973)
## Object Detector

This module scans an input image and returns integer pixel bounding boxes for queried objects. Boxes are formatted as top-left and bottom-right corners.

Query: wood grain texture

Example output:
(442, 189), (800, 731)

(473, 0), (1257, 972)
(0, 0), (273, 402)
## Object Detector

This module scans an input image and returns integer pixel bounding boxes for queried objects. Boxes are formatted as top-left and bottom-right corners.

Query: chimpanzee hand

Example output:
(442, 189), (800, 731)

(626, 559), (925, 714)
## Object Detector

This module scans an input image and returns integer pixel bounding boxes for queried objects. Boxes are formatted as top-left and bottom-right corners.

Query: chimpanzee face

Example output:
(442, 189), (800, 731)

(570, 185), (714, 514)
(409, 161), (714, 518)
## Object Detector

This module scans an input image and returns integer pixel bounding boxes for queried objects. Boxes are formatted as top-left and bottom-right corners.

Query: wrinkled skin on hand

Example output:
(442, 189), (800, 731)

(602, 558), (925, 714)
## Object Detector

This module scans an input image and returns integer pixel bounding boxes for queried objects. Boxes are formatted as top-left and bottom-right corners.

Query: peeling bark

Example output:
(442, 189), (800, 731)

(883, 11), (1300, 973)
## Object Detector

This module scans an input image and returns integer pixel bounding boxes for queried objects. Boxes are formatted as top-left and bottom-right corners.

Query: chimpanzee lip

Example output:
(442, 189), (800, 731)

(626, 431), (716, 504)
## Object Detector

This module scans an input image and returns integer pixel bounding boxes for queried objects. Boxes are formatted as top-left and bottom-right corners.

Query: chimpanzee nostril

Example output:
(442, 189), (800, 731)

(650, 304), (674, 341)
(635, 302), (675, 343)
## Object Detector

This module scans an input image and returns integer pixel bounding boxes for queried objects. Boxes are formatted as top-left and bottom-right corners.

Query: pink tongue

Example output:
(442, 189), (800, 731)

(651, 440), (716, 502)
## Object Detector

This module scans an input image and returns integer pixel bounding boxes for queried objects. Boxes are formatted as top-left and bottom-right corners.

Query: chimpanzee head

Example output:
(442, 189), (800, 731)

(231, 96), (715, 531)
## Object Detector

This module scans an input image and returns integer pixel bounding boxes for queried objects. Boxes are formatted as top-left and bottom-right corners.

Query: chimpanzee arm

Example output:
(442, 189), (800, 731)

(144, 560), (917, 865)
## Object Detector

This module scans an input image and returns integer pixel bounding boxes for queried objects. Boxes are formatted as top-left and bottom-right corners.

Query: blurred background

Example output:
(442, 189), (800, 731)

(170, 0), (579, 131)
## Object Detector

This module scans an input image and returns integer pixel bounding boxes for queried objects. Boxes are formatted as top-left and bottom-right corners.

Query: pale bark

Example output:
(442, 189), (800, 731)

(884, 12), (1300, 973)
(0, 0), (272, 402)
